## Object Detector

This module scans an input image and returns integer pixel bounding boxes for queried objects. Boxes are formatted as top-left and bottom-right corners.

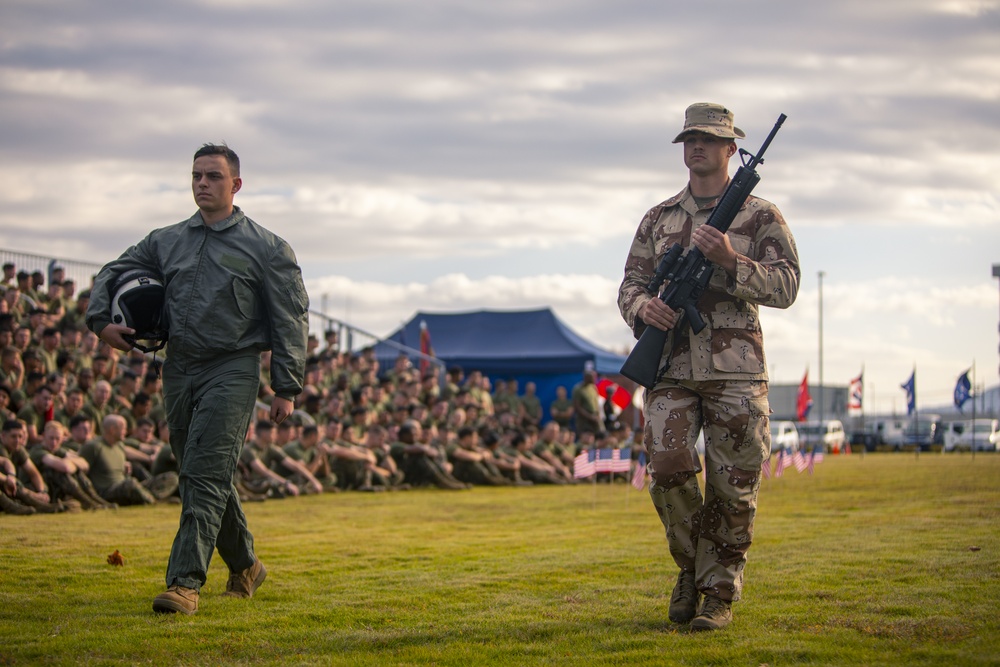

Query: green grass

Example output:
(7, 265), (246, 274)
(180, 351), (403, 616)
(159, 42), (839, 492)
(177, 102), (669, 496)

(1, 453), (998, 666)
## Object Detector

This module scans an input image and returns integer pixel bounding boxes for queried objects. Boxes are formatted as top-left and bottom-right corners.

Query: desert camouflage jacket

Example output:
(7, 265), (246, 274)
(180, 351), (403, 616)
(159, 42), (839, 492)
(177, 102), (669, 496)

(618, 186), (800, 382)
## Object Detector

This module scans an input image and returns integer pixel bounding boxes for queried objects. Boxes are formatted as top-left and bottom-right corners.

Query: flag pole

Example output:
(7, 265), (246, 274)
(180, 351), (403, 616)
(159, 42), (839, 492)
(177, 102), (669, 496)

(859, 365), (866, 460)
(972, 360), (977, 461)
(592, 465), (598, 510)
(911, 365), (919, 460)
(625, 461), (631, 511)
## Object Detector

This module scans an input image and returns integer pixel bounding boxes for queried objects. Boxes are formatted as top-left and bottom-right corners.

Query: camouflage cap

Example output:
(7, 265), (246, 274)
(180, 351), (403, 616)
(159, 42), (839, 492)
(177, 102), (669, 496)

(672, 103), (746, 143)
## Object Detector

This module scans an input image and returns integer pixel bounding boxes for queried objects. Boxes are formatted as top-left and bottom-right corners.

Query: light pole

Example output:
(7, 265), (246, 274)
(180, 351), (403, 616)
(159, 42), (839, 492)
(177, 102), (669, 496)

(818, 270), (825, 428)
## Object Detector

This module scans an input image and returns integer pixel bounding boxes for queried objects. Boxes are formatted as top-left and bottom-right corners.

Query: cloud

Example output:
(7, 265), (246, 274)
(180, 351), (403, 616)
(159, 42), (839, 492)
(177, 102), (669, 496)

(1, 0), (998, 410)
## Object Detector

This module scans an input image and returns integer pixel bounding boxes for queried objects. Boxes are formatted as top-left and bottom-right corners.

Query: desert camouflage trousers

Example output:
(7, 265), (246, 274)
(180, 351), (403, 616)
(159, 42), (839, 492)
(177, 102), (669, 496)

(644, 378), (770, 602)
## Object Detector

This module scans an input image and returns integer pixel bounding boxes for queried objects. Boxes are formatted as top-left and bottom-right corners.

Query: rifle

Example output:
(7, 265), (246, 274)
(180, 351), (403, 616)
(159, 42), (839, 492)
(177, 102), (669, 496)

(620, 113), (787, 389)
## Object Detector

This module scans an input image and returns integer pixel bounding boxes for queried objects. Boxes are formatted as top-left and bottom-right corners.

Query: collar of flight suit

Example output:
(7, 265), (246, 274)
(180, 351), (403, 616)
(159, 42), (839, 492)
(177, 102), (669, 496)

(185, 206), (246, 232)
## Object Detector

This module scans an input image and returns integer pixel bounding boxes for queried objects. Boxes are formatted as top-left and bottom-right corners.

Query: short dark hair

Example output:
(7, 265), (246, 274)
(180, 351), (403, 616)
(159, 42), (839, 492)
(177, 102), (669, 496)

(398, 422), (417, 441)
(69, 415), (92, 429)
(3, 419), (27, 433)
(194, 143), (240, 177)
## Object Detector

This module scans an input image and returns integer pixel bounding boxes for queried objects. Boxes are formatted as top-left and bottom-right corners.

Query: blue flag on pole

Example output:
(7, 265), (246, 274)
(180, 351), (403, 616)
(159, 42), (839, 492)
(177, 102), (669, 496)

(954, 370), (972, 412)
(901, 371), (916, 416)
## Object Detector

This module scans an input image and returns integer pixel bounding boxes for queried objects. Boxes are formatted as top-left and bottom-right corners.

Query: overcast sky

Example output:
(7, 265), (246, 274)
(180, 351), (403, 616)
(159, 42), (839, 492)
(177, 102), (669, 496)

(1, 0), (998, 413)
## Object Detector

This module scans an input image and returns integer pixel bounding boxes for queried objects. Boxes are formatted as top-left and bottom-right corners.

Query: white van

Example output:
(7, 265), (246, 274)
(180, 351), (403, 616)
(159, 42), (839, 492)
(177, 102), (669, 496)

(769, 420), (800, 453)
(864, 418), (908, 447)
(798, 420), (846, 453)
(943, 419), (999, 452)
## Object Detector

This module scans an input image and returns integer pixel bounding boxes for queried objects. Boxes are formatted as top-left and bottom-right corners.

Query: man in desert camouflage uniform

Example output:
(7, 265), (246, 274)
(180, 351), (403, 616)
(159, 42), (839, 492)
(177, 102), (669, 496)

(618, 103), (799, 631)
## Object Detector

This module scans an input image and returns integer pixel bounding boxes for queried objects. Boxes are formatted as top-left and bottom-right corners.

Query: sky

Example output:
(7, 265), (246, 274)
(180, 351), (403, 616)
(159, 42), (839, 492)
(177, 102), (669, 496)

(1, 0), (998, 414)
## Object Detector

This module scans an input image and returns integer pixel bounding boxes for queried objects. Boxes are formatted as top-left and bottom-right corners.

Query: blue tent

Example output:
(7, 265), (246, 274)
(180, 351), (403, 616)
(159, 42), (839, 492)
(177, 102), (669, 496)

(375, 308), (627, 422)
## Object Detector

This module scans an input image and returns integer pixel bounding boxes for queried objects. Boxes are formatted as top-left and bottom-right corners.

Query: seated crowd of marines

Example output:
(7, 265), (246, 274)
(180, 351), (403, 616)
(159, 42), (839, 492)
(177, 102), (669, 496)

(0, 267), (635, 514)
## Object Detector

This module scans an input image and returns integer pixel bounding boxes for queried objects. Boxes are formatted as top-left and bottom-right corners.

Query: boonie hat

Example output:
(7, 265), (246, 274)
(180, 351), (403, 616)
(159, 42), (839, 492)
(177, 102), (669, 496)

(672, 103), (746, 143)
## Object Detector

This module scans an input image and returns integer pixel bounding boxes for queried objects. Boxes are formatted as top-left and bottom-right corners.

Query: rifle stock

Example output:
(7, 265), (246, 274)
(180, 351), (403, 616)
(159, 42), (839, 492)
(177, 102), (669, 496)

(619, 322), (670, 389)
(620, 113), (787, 390)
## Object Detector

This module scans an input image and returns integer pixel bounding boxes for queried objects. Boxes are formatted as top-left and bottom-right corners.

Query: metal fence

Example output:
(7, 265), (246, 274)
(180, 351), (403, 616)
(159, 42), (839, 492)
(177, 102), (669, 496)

(1, 247), (439, 373)
(0, 248), (105, 291)
(308, 309), (444, 374)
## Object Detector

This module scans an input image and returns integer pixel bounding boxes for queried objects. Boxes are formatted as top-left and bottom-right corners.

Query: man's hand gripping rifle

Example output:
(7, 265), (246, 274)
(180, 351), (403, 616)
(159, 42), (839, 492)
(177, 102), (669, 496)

(620, 114), (787, 390)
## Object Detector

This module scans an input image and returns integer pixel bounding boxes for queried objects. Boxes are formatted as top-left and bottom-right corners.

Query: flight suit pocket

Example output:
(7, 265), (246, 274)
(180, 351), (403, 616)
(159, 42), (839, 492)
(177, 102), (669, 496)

(284, 273), (309, 316)
(232, 278), (261, 321)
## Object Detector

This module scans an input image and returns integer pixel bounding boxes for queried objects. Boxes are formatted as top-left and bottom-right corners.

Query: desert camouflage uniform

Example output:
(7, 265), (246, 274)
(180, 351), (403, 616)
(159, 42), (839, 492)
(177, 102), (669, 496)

(618, 186), (799, 602)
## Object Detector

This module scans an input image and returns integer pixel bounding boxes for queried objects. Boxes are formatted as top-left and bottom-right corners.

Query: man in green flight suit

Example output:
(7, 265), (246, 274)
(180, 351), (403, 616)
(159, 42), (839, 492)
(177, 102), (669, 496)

(87, 144), (309, 615)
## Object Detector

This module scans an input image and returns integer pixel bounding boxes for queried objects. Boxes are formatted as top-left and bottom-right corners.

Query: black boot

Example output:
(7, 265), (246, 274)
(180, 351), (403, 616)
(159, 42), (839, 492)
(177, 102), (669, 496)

(16, 487), (64, 513)
(0, 492), (35, 515)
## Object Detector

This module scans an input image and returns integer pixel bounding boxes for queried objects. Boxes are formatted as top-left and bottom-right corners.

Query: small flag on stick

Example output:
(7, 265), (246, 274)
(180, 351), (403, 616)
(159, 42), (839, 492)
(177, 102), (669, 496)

(631, 451), (647, 490)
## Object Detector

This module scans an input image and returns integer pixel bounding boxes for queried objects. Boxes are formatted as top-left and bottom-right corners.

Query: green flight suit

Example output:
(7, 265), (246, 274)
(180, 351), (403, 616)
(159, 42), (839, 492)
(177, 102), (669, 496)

(87, 206), (308, 591)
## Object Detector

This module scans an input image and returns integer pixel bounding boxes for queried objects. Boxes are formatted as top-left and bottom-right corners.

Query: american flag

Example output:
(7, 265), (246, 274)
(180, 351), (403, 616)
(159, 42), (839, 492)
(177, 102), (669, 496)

(631, 451), (647, 490)
(573, 450), (596, 478)
(761, 457), (772, 480)
(594, 447), (631, 473)
(773, 450), (785, 477)
(808, 450), (825, 474)
(793, 450), (808, 473)
(615, 448), (631, 473)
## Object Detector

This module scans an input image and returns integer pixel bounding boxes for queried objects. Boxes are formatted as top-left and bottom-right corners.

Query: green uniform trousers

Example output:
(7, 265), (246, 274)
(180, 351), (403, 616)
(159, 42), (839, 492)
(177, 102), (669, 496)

(163, 352), (260, 591)
(644, 378), (770, 603)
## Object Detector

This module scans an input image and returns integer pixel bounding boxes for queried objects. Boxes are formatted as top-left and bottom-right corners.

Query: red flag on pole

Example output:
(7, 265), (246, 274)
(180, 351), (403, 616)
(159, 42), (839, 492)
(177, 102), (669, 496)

(419, 320), (434, 373)
(796, 370), (813, 423)
(596, 378), (632, 418)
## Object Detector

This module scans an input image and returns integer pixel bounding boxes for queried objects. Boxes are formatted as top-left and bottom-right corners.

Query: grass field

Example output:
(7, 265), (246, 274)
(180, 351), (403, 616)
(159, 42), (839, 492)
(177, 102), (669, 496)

(1, 453), (998, 666)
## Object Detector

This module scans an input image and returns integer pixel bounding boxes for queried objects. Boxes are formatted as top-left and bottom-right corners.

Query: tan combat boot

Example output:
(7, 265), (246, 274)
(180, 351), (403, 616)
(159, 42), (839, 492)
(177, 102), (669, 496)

(690, 595), (733, 631)
(224, 558), (267, 598)
(152, 586), (199, 615)
(668, 570), (699, 624)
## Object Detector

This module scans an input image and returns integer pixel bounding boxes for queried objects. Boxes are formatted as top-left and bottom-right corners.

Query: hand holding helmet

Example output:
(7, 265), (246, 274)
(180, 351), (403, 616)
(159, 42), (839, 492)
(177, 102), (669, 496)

(108, 269), (169, 353)
(99, 322), (138, 352)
